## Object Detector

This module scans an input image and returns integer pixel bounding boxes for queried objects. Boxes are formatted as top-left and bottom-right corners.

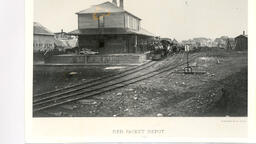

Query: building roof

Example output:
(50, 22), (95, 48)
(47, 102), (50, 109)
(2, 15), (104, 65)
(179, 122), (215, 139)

(63, 38), (78, 48)
(130, 28), (155, 37)
(54, 32), (68, 34)
(76, 1), (141, 20)
(172, 39), (178, 43)
(54, 38), (78, 49)
(33, 22), (54, 36)
(54, 39), (64, 47)
(69, 27), (155, 37)
(235, 34), (248, 39)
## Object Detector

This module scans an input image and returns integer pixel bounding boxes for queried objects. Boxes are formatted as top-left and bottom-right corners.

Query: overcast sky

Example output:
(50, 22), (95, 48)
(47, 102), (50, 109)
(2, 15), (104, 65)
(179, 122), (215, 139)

(34, 0), (248, 41)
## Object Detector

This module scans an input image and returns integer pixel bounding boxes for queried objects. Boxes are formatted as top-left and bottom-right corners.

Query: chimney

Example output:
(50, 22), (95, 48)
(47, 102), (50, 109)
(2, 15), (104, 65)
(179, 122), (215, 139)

(243, 31), (245, 35)
(112, 0), (117, 5)
(119, 0), (124, 9)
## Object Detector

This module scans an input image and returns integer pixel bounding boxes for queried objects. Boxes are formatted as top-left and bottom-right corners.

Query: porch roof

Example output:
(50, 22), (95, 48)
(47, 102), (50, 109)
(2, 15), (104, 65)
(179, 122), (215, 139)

(69, 28), (155, 37)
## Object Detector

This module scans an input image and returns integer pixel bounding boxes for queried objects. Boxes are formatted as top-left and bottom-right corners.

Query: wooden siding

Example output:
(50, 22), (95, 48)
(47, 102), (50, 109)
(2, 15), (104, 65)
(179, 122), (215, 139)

(79, 35), (137, 54)
(33, 34), (55, 52)
(104, 38), (127, 53)
(78, 14), (98, 29)
(78, 34), (152, 54)
(78, 13), (140, 30)
(104, 13), (125, 28)
(78, 35), (99, 50)
(235, 37), (248, 51)
(78, 13), (125, 29)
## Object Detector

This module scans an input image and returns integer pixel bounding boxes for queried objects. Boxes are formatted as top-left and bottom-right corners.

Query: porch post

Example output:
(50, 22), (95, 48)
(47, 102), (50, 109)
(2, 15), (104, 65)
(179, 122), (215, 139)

(134, 34), (138, 53)
(77, 35), (81, 54)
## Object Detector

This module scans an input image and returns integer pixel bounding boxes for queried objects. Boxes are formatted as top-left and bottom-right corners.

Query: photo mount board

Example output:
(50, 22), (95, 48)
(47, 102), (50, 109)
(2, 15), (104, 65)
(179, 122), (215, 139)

(25, 0), (256, 143)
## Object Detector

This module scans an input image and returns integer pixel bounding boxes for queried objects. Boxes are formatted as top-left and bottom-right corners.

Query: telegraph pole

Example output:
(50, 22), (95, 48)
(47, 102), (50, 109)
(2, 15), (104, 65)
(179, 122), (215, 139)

(186, 49), (189, 67)
(184, 44), (193, 74)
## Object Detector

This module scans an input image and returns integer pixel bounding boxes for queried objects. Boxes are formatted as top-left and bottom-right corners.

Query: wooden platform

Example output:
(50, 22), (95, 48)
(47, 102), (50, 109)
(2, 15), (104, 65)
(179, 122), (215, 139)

(44, 54), (147, 65)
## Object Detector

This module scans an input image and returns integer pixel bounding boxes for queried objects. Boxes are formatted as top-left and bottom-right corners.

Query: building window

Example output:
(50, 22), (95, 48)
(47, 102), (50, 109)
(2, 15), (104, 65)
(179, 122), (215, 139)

(127, 15), (130, 28)
(98, 16), (104, 28)
(133, 18), (136, 30)
(130, 16), (133, 29)
(128, 15), (133, 29)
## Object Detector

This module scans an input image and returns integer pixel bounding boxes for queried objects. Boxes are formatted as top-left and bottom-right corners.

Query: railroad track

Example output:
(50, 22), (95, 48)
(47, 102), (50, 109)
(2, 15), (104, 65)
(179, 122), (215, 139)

(33, 54), (177, 103)
(34, 60), (156, 98)
(33, 53), (179, 100)
(33, 53), (199, 112)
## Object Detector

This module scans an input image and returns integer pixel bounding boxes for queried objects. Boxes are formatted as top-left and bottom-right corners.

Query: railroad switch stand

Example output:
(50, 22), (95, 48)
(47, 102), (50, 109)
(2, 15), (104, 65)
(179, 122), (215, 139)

(184, 51), (193, 74)
(184, 66), (193, 74)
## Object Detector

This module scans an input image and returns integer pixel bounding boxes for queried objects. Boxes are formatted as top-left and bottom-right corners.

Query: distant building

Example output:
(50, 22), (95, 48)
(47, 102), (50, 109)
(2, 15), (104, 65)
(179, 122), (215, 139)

(193, 37), (210, 47)
(33, 22), (55, 52)
(54, 29), (72, 40)
(214, 36), (228, 49)
(54, 29), (78, 52)
(181, 39), (199, 48)
(172, 39), (179, 45)
(181, 37), (215, 48)
(235, 31), (248, 51)
(69, 0), (155, 54)
(54, 38), (78, 52)
(225, 38), (236, 50)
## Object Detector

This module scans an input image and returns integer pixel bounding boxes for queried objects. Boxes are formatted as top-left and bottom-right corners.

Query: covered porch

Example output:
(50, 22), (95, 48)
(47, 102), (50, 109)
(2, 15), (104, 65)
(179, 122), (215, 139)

(69, 28), (155, 54)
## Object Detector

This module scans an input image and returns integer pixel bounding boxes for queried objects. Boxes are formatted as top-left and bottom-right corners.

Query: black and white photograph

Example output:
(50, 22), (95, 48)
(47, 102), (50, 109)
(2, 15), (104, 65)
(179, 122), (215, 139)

(32, 0), (248, 117)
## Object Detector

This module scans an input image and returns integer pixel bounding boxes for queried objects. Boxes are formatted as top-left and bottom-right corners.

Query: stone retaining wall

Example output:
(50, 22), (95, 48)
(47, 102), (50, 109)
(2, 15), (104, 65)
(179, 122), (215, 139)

(45, 54), (146, 64)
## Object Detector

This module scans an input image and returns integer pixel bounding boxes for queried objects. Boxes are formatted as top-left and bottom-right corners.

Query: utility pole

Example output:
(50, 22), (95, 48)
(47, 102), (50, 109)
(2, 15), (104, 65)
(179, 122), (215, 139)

(187, 50), (189, 67)
(184, 44), (193, 74)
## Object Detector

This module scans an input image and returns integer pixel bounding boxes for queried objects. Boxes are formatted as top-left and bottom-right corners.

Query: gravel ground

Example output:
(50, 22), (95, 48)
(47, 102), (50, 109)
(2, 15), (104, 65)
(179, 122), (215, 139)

(33, 65), (130, 94)
(35, 50), (248, 117)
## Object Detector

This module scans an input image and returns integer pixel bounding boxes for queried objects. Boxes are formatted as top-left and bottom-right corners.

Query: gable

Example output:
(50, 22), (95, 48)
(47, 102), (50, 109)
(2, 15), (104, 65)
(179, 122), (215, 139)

(77, 2), (125, 14)
(235, 35), (248, 40)
(76, 1), (141, 20)
(34, 22), (54, 36)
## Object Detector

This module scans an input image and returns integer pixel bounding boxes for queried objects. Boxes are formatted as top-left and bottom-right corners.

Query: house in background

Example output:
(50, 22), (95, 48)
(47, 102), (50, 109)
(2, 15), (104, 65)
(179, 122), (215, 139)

(54, 29), (73, 40)
(214, 36), (229, 49)
(235, 31), (248, 51)
(181, 39), (199, 48)
(69, 0), (155, 54)
(172, 39), (179, 45)
(54, 29), (79, 53)
(33, 22), (55, 52)
(193, 37), (214, 47)
(225, 38), (236, 50)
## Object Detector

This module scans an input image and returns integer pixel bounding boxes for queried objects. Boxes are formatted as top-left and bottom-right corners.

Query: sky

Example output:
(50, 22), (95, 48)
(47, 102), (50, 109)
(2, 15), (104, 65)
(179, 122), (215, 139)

(34, 0), (248, 41)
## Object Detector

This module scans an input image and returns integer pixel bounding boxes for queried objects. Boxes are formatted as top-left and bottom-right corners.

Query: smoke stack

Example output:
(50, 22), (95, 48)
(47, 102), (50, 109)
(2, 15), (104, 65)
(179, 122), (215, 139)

(120, 0), (124, 9)
(112, 0), (117, 5)
(243, 31), (245, 35)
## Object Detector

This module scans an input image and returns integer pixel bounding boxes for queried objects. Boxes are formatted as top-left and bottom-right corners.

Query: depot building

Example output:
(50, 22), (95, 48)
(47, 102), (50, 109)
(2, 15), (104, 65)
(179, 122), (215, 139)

(69, 0), (155, 54)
